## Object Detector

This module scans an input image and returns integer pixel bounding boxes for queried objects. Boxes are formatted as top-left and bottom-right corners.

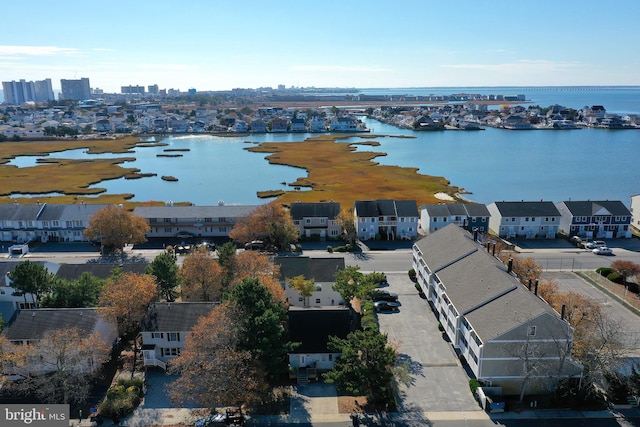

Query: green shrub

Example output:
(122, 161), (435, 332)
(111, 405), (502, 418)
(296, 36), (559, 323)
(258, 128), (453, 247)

(326, 246), (333, 253)
(607, 272), (624, 284)
(408, 268), (417, 282)
(100, 378), (144, 421)
(437, 322), (444, 332)
(469, 379), (481, 394)
(596, 267), (613, 277)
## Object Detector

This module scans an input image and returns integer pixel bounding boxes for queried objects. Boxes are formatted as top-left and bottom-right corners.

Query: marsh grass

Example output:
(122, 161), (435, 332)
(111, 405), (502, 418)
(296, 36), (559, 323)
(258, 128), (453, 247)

(249, 134), (461, 207)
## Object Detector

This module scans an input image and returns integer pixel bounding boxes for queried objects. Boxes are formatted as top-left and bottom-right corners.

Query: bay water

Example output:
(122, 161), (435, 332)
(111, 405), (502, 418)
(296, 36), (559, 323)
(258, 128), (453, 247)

(8, 87), (640, 206)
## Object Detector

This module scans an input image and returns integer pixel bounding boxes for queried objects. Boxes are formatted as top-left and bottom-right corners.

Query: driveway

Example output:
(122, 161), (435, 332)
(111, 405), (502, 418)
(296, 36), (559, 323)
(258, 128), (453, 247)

(377, 272), (483, 415)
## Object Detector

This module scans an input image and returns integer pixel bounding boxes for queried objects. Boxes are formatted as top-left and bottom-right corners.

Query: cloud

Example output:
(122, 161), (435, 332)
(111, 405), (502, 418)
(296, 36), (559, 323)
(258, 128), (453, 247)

(441, 59), (582, 73)
(0, 45), (80, 56)
(291, 65), (391, 73)
(135, 63), (192, 71)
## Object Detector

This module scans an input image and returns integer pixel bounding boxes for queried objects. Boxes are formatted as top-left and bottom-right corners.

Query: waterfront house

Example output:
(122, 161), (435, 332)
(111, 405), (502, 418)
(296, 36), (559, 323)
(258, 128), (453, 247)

(140, 302), (218, 370)
(486, 201), (561, 239)
(290, 117), (308, 132)
(555, 200), (632, 239)
(309, 117), (327, 132)
(289, 202), (341, 240)
(133, 204), (258, 239)
(2, 307), (118, 376)
(270, 117), (289, 132)
(354, 199), (419, 241)
(250, 118), (268, 133)
(412, 224), (582, 395)
(274, 256), (345, 307)
(420, 203), (490, 235)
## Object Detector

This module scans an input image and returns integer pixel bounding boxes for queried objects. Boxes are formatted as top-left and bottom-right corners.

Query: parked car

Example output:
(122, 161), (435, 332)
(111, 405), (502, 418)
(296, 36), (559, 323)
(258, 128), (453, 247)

(592, 246), (613, 255)
(244, 240), (265, 250)
(195, 413), (227, 427)
(374, 300), (401, 311)
(176, 231), (195, 239)
(585, 240), (606, 249)
(372, 290), (398, 302)
(197, 241), (215, 251)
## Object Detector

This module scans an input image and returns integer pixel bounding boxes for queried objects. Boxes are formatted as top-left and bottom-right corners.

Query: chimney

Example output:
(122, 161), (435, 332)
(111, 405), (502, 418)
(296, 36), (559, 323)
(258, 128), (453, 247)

(534, 280), (539, 296)
(561, 304), (566, 320)
(473, 229), (478, 242)
(528, 278), (532, 291)
(492, 244), (496, 256)
(487, 242), (491, 253)
(507, 258), (513, 274)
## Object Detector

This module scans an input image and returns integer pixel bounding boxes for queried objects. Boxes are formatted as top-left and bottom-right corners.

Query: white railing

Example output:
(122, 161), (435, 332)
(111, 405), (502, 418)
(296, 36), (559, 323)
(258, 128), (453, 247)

(143, 358), (166, 370)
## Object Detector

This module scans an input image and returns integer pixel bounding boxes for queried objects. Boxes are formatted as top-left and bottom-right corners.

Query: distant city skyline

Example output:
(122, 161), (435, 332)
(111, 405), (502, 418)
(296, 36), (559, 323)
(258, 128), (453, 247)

(1, 0), (639, 94)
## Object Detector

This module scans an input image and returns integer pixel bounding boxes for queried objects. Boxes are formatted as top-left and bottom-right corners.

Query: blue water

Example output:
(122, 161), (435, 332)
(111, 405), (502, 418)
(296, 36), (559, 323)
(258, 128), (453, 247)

(6, 87), (640, 206)
(360, 86), (640, 115)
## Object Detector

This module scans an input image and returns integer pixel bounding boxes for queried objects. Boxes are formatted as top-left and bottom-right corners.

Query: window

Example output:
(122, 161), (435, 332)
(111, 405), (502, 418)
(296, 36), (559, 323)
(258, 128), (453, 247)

(162, 348), (181, 357)
(551, 217), (555, 222)
(298, 297), (304, 302)
(525, 217), (529, 222)
(511, 217), (516, 222)
(164, 227), (172, 233)
(315, 298), (321, 304)
(151, 332), (163, 339)
(527, 326), (536, 336)
(205, 217), (212, 222)
(167, 332), (180, 342)
(432, 217), (438, 222)
(482, 218), (486, 222)
(163, 218), (171, 223)
(305, 219), (311, 224)
(531, 217), (535, 221)
(320, 218), (327, 224)
(219, 227), (226, 232)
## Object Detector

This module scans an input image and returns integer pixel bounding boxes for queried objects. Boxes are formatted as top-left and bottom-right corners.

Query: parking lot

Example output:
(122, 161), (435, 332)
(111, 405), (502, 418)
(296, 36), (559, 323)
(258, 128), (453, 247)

(376, 272), (484, 414)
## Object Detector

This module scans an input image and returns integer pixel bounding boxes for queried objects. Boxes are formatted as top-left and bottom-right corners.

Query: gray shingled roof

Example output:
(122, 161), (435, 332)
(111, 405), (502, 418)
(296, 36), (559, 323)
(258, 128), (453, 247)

(274, 256), (345, 282)
(289, 202), (340, 221)
(559, 200), (631, 217)
(423, 203), (489, 218)
(141, 302), (218, 332)
(134, 205), (259, 219)
(492, 201), (560, 217)
(355, 200), (418, 217)
(55, 263), (147, 281)
(414, 224), (559, 342)
(4, 308), (105, 340)
(288, 306), (352, 353)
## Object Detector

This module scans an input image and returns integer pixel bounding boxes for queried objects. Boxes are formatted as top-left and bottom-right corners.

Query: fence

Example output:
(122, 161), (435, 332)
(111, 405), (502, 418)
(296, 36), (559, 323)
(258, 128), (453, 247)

(536, 258), (585, 272)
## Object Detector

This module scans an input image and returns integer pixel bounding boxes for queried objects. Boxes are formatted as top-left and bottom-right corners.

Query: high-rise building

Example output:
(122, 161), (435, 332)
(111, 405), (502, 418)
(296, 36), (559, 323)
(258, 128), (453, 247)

(121, 85), (145, 94)
(60, 78), (91, 100)
(2, 79), (36, 104)
(34, 78), (54, 102)
(148, 84), (159, 95)
(1, 78), (54, 104)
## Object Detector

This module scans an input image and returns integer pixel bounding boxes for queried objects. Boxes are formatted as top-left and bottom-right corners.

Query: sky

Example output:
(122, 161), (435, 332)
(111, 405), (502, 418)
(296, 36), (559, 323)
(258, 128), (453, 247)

(2, 0), (640, 93)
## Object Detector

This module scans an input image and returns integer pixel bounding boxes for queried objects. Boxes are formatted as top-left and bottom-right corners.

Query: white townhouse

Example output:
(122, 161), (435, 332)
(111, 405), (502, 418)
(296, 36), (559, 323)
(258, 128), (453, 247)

(420, 203), (490, 235)
(140, 302), (218, 370)
(412, 224), (582, 395)
(555, 200), (632, 239)
(133, 204), (259, 239)
(289, 202), (341, 241)
(354, 199), (419, 241)
(0, 203), (109, 243)
(632, 194), (640, 233)
(487, 201), (561, 239)
(274, 256), (345, 307)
